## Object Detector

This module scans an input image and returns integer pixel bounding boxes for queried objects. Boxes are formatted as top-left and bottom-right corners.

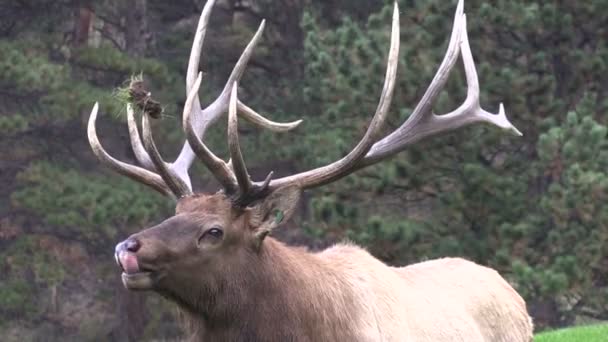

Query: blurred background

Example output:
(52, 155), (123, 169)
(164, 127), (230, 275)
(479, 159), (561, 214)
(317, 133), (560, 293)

(1, 0), (607, 340)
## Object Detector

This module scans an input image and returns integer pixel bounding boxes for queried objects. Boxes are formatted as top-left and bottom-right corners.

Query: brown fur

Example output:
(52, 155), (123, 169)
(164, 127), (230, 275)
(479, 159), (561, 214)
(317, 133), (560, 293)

(122, 193), (533, 341)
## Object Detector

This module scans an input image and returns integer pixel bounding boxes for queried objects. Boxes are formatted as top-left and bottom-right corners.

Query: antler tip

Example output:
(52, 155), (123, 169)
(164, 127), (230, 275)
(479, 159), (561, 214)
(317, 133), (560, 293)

(204, 0), (217, 11)
(88, 102), (100, 136)
(457, 0), (465, 14)
(262, 171), (274, 187)
(392, 3), (400, 25)
(280, 119), (304, 132)
(257, 19), (266, 34)
(510, 126), (524, 137)
(88, 102), (100, 127)
(452, 0), (465, 31)
(498, 103), (523, 137)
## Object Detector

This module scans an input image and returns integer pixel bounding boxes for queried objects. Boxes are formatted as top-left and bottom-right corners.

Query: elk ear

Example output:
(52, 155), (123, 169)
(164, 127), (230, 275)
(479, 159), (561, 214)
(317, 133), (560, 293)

(249, 186), (301, 244)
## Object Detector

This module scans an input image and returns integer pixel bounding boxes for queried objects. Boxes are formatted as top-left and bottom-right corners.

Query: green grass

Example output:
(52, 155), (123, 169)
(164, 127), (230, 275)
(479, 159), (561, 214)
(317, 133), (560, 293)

(535, 324), (608, 342)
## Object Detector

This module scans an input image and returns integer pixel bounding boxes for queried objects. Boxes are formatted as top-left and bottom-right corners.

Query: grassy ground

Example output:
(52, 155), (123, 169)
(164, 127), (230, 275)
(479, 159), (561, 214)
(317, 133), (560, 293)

(535, 324), (608, 342)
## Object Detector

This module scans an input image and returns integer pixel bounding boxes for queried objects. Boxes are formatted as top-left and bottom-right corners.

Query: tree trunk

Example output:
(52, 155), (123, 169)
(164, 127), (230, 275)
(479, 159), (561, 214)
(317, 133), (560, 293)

(74, 5), (94, 46)
(125, 0), (151, 57)
(113, 277), (149, 341)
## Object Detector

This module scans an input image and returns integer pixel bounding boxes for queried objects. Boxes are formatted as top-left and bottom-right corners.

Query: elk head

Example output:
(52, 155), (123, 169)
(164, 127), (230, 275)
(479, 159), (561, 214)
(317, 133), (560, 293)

(88, 0), (521, 303)
(113, 186), (301, 296)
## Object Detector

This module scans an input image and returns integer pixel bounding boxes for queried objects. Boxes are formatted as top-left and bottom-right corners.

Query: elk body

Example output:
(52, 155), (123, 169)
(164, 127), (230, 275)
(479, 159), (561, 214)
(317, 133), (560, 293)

(88, 0), (533, 341)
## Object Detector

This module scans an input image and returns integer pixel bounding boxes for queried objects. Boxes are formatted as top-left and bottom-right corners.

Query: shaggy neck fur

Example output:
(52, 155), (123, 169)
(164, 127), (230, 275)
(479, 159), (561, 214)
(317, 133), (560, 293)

(172, 238), (361, 342)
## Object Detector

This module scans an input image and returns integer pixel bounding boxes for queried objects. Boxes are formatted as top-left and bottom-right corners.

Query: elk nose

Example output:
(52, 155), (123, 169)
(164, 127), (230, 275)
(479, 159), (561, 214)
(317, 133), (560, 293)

(115, 237), (141, 255)
(125, 238), (141, 252)
(115, 238), (141, 269)
(124, 238), (141, 252)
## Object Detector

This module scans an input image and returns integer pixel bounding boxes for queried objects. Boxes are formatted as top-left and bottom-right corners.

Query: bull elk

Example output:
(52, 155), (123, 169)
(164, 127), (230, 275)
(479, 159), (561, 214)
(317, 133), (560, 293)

(87, 0), (533, 340)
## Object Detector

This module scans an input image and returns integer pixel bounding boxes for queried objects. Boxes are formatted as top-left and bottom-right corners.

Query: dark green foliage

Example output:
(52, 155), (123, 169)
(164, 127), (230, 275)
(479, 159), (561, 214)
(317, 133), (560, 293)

(12, 162), (172, 247)
(0, 236), (65, 320)
(0, 1), (186, 337)
(509, 98), (608, 319)
(0, 40), (114, 127)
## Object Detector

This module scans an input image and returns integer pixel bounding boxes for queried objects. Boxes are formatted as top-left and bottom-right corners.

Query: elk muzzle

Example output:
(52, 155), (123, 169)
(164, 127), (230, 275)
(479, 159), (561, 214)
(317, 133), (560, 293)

(115, 237), (155, 290)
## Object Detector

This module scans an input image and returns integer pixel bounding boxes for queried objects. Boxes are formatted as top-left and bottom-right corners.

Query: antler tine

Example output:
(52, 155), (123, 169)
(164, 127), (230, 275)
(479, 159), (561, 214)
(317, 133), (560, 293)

(126, 104), (156, 171)
(362, 1), (521, 165)
(457, 16), (522, 135)
(254, 2), (401, 191)
(173, 18), (299, 184)
(87, 103), (173, 196)
(141, 112), (193, 198)
(225, 83), (275, 206)
(217, 20), (266, 104)
(238, 101), (303, 132)
(184, 72), (238, 192)
(169, 1), (297, 190)
(182, 19), (267, 148)
(169, 0), (222, 184)
(186, 0), (215, 94)
(228, 83), (253, 194)
(358, 0), (465, 164)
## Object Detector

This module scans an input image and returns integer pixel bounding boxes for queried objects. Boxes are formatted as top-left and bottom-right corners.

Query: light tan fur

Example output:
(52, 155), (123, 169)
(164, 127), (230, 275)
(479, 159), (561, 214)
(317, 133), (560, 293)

(208, 239), (532, 342)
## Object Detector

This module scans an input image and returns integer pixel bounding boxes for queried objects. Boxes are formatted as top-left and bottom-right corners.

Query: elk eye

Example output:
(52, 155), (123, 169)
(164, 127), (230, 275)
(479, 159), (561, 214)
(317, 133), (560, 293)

(198, 226), (224, 246)
(207, 227), (223, 239)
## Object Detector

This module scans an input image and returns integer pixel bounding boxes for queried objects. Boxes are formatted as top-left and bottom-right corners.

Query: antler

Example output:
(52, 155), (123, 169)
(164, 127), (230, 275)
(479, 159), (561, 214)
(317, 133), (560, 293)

(360, 2), (521, 166)
(89, 0), (521, 205)
(87, 0), (301, 199)
(242, 0), (520, 192)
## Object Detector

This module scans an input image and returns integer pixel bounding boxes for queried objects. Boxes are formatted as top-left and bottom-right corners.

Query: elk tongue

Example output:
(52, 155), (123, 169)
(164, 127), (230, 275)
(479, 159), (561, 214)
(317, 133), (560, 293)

(119, 251), (140, 274)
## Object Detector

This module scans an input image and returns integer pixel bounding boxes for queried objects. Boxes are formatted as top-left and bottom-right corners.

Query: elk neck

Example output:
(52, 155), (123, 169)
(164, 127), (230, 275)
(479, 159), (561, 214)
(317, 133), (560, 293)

(176, 237), (361, 340)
